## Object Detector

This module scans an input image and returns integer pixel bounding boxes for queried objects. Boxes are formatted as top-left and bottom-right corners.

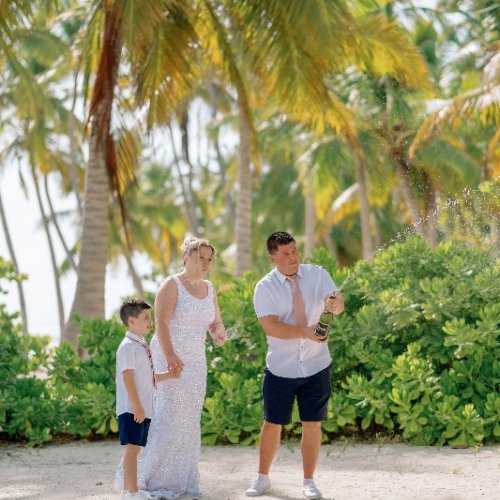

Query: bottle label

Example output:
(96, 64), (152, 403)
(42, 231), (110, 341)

(315, 321), (329, 337)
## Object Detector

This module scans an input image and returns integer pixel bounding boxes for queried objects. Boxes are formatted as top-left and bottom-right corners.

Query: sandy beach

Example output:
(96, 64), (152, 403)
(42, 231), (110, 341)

(0, 440), (498, 500)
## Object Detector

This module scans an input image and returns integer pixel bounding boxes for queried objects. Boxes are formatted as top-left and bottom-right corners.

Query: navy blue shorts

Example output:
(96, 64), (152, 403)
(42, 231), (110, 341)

(263, 365), (331, 425)
(118, 413), (151, 446)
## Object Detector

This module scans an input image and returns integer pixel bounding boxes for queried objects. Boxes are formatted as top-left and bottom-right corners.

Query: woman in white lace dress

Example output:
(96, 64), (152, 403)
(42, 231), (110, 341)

(116, 237), (226, 499)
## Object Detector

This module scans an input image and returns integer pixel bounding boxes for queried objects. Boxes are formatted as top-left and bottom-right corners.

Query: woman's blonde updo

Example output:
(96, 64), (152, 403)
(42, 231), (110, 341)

(180, 236), (216, 259)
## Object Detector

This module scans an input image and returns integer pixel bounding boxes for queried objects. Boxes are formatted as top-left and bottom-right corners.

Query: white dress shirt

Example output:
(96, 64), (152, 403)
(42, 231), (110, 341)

(115, 331), (155, 418)
(254, 264), (337, 378)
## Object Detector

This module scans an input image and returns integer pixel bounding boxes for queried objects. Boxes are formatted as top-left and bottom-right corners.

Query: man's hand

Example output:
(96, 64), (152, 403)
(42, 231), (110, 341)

(303, 325), (328, 343)
(133, 404), (145, 423)
(166, 352), (184, 373)
(325, 292), (345, 315)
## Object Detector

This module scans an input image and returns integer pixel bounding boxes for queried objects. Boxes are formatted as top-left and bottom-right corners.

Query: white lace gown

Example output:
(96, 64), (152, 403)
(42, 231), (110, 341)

(115, 276), (215, 499)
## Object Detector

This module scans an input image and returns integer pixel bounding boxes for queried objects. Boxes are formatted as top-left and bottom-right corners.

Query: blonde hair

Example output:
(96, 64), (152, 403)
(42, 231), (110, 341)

(180, 236), (215, 258)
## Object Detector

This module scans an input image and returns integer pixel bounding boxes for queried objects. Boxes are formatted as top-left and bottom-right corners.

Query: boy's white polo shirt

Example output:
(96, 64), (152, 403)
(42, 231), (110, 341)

(115, 331), (154, 419)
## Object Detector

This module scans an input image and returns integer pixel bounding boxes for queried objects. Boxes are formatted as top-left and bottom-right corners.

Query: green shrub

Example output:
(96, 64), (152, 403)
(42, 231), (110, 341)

(203, 272), (266, 444)
(1, 238), (498, 447)
(0, 259), (56, 447)
(314, 238), (499, 446)
(48, 317), (123, 438)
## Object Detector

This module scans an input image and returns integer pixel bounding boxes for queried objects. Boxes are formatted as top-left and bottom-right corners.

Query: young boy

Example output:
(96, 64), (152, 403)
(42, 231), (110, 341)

(116, 299), (179, 499)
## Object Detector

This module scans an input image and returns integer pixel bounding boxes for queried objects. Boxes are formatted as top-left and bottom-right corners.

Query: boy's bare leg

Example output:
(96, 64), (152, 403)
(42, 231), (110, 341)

(258, 421), (282, 475)
(301, 421), (322, 479)
(123, 444), (141, 492)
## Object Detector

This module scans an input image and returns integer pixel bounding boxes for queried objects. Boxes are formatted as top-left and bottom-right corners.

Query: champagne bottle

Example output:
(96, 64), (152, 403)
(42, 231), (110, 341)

(314, 294), (336, 338)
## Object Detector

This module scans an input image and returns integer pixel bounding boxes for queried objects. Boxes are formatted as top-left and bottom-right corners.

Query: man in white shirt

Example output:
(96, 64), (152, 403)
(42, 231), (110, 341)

(245, 232), (344, 500)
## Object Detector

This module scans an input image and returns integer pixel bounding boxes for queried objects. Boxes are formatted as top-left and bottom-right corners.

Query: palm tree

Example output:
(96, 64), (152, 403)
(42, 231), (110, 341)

(63, 1), (200, 347)
(410, 46), (500, 177)
(0, 185), (28, 333)
(0, 0), (77, 335)
(196, 1), (431, 265)
(65, 0), (430, 344)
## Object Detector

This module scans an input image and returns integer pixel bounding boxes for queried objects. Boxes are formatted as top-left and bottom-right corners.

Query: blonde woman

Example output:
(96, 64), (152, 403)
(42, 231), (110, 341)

(116, 236), (227, 499)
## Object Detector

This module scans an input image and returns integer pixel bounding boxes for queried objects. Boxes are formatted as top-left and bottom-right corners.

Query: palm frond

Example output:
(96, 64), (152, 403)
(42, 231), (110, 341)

(409, 83), (500, 158)
(485, 127), (500, 178)
(324, 183), (359, 226)
(0, 0), (31, 43)
(410, 45), (500, 158)
(115, 126), (142, 194)
(22, 28), (70, 70)
(230, 1), (358, 135)
(134, 4), (199, 129)
(416, 137), (482, 190)
(348, 14), (430, 89)
(199, 0), (261, 171)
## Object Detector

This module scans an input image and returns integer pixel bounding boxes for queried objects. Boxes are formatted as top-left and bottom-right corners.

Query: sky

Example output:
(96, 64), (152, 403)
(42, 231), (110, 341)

(0, 165), (139, 344)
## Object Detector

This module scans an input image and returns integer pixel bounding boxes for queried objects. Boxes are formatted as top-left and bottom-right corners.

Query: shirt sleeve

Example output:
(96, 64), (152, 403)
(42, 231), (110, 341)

(116, 343), (136, 374)
(254, 281), (279, 318)
(319, 266), (337, 299)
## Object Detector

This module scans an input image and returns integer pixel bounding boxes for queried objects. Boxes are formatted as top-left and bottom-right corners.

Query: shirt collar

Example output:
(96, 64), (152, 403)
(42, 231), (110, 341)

(274, 264), (303, 284)
(125, 331), (147, 344)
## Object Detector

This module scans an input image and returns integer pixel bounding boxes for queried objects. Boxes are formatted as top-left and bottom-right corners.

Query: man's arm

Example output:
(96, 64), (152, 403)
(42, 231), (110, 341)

(259, 315), (325, 343)
(122, 369), (145, 423)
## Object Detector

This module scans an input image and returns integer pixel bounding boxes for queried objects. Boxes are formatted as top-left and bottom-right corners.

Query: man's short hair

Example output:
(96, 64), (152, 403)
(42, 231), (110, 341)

(119, 299), (151, 327)
(267, 231), (295, 255)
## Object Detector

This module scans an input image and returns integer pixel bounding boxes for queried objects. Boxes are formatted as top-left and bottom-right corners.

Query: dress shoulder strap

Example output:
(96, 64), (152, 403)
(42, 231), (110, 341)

(206, 280), (215, 298)
(171, 274), (182, 289)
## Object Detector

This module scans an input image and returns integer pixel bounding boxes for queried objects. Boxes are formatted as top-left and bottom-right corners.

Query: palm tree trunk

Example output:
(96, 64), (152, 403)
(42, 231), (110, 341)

(180, 110), (197, 213)
(0, 187), (28, 333)
(391, 147), (424, 235)
(63, 3), (124, 350)
(422, 171), (439, 247)
(208, 87), (235, 228)
(213, 129), (236, 229)
(44, 176), (77, 273)
(167, 125), (198, 233)
(355, 154), (373, 260)
(62, 103), (110, 348)
(304, 191), (315, 259)
(322, 232), (338, 259)
(385, 80), (423, 236)
(235, 94), (252, 275)
(372, 212), (382, 250)
(30, 163), (65, 335)
(69, 63), (83, 217)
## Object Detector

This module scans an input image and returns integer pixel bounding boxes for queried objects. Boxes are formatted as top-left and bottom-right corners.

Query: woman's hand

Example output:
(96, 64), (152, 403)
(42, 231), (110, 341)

(166, 351), (184, 373)
(209, 322), (227, 347)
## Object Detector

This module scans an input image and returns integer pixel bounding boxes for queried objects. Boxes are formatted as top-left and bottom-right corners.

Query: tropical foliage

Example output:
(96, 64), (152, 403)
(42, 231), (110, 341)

(2, 1), (498, 348)
(1, 239), (498, 447)
(0, 0), (499, 452)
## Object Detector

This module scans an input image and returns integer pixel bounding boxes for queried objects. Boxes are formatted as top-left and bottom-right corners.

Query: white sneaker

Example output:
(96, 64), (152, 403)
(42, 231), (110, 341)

(303, 479), (322, 500)
(121, 491), (151, 499)
(245, 474), (271, 496)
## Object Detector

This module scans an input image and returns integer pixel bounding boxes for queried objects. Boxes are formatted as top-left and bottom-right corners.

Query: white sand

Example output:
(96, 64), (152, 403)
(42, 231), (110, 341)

(0, 441), (498, 499)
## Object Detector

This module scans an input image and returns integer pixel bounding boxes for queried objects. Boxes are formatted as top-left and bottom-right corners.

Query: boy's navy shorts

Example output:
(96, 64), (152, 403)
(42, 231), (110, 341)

(118, 412), (151, 446)
(263, 365), (331, 425)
